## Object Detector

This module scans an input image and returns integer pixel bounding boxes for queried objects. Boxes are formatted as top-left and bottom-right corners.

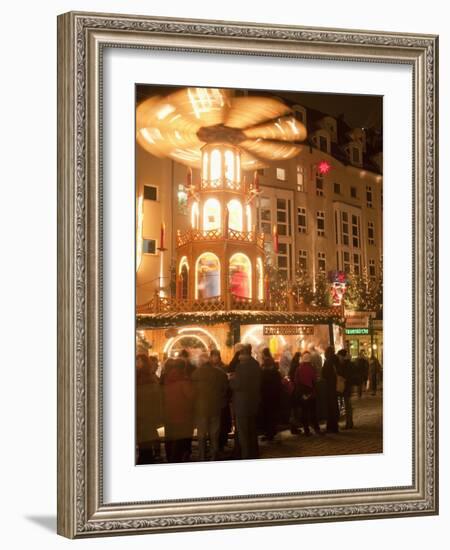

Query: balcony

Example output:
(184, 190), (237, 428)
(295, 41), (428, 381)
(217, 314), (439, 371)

(176, 228), (264, 249)
(136, 293), (344, 319)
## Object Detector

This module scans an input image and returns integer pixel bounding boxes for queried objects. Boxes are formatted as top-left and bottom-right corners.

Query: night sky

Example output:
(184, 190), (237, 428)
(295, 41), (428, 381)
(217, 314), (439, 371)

(136, 84), (382, 132)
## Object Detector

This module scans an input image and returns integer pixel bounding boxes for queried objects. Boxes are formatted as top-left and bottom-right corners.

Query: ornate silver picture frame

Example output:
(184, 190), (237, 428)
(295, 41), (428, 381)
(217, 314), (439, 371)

(57, 11), (438, 538)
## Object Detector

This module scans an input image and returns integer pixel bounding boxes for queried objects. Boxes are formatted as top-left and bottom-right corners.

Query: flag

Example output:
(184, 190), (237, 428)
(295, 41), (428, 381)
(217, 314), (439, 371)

(272, 224), (279, 254)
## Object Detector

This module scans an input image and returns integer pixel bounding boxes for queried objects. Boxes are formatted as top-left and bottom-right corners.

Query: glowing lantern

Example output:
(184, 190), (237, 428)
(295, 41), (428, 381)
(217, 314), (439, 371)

(318, 160), (331, 175)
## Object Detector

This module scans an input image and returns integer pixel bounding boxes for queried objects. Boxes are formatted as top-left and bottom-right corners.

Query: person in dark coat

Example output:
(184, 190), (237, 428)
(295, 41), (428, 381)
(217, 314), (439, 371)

(136, 354), (162, 463)
(321, 346), (340, 433)
(228, 343), (244, 373)
(354, 350), (369, 397)
(336, 349), (354, 429)
(369, 354), (382, 395)
(191, 352), (228, 461)
(230, 344), (261, 459)
(210, 349), (232, 452)
(293, 352), (321, 435)
(288, 352), (301, 434)
(260, 348), (282, 441)
(161, 358), (195, 462)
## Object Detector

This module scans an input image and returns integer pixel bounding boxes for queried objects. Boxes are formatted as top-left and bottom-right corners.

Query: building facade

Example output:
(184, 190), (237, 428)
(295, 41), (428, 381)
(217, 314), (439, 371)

(137, 106), (383, 303)
(136, 94), (382, 361)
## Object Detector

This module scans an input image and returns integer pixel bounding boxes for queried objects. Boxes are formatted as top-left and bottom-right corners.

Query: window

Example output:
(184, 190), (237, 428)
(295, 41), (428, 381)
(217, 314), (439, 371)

(276, 198), (288, 236)
(294, 106), (306, 125)
(368, 221), (375, 245)
(353, 253), (361, 275)
(276, 168), (286, 181)
(227, 199), (243, 232)
(203, 198), (221, 231)
(317, 211), (325, 237)
(341, 211), (349, 246)
(296, 165), (305, 192)
(318, 252), (326, 272)
(179, 257), (189, 299)
(297, 207), (307, 233)
(352, 214), (360, 248)
(177, 184), (188, 214)
(258, 196), (272, 234)
(210, 149), (221, 184)
(334, 182), (341, 194)
(191, 201), (199, 229)
(298, 249), (307, 271)
(316, 174), (324, 197)
(369, 259), (376, 279)
(229, 253), (252, 299)
(256, 257), (264, 300)
(196, 253), (220, 299)
(350, 186), (357, 198)
(246, 204), (252, 232)
(352, 147), (361, 164)
(224, 149), (236, 183)
(366, 185), (373, 208)
(143, 238), (156, 255)
(343, 251), (351, 272)
(277, 243), (289, 279)
(144, 185), (158, 201)
(319, 135), (328, 152)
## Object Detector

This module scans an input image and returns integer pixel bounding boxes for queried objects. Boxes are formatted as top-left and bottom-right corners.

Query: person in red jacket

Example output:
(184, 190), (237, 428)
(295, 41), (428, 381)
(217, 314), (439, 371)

(293, 352), (322, 436)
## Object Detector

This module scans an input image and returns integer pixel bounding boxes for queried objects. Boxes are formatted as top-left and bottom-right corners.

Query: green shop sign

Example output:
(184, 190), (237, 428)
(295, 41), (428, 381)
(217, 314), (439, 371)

(345, 327), (369, 335)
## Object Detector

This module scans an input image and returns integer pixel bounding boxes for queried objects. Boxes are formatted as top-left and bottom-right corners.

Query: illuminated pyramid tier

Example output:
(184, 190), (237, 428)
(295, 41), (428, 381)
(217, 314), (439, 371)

(137, 87), (307, 310)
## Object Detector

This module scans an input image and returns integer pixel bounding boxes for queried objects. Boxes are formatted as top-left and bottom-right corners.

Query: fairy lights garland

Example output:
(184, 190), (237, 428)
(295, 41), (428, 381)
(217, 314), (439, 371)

(136, 309), (344, 329)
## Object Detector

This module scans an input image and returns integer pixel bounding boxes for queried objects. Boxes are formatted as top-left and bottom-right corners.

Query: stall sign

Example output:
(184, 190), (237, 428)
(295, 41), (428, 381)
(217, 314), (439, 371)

(263, 325), (314, 336)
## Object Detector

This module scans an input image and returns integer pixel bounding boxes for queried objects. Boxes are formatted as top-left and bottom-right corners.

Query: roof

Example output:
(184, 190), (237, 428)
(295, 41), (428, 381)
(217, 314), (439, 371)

(137, 309), (344, 329)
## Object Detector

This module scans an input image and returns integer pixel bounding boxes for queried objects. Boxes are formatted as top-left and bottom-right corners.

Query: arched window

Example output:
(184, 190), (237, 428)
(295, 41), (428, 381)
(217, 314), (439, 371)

(225, 149), (235, 183)
(191, 201), (199, 229)
(179, 257), (189, 299)
(203, 198), (221, 231)
(196, 253), (220, 299)
(227, 199), (243, 232)
(246, 204), (252, 232)
(210, 149), (221, 185)
(202, 151), (209, 181)
(229, 253), (252, 299)
(256, 257), (264, 300)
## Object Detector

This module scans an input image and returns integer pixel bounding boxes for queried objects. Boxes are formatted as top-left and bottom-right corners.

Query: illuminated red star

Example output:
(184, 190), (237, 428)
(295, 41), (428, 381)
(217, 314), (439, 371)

(318, 160), (331, 175)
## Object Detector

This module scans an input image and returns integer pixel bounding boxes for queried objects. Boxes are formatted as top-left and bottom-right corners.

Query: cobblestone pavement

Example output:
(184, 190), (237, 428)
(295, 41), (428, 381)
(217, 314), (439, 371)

(147, 392), (382, 464)
(259, 392), (383, 460)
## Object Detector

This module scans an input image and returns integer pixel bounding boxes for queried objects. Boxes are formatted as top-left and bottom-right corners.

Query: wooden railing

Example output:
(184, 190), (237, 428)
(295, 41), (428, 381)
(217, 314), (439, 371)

(176, 228), (265, 249)
(137, 292), (344, 318)
(137, 296), (226, 314)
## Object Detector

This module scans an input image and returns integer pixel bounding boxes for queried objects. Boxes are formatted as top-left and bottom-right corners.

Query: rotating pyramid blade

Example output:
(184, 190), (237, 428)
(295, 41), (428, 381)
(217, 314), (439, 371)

(244, 115), (307, 142)
(225, 96), (292, 129)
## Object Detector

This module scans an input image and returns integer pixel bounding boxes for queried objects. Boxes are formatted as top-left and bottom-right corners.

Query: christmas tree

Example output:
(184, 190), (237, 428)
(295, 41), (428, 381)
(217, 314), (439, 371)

(292, 264), (314, 305)
(314, 270), (331, 307)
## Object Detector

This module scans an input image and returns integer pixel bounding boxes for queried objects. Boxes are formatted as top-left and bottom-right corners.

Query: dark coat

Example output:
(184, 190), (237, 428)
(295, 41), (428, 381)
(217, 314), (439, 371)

(261, 365), (282, 410)
(191, 363), (228, 418)
(136, 375), (162, 443)
(230, 355), (261, 416)
(322, 355), (338, 394)
(336, 358), (354, 396)
(162, 366), (194, 438)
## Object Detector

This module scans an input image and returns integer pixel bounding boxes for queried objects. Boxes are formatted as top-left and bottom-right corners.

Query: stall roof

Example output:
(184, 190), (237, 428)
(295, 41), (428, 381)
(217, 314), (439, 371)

(137, 309), (344, 329)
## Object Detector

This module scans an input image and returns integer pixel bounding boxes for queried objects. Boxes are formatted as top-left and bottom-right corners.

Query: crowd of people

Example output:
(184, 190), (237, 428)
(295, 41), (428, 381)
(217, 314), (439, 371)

(136, 344), (382, 464)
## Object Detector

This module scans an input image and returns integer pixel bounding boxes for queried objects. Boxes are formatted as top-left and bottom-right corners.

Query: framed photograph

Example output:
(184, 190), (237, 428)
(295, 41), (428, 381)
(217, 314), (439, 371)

(57, 11), (438, 538)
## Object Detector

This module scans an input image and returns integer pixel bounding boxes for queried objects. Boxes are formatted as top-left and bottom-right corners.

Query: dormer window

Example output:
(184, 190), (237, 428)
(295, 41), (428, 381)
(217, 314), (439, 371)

(352, 146), (361, 164)
(293, 104), (307, 126)
(313, 130), (330, 154)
